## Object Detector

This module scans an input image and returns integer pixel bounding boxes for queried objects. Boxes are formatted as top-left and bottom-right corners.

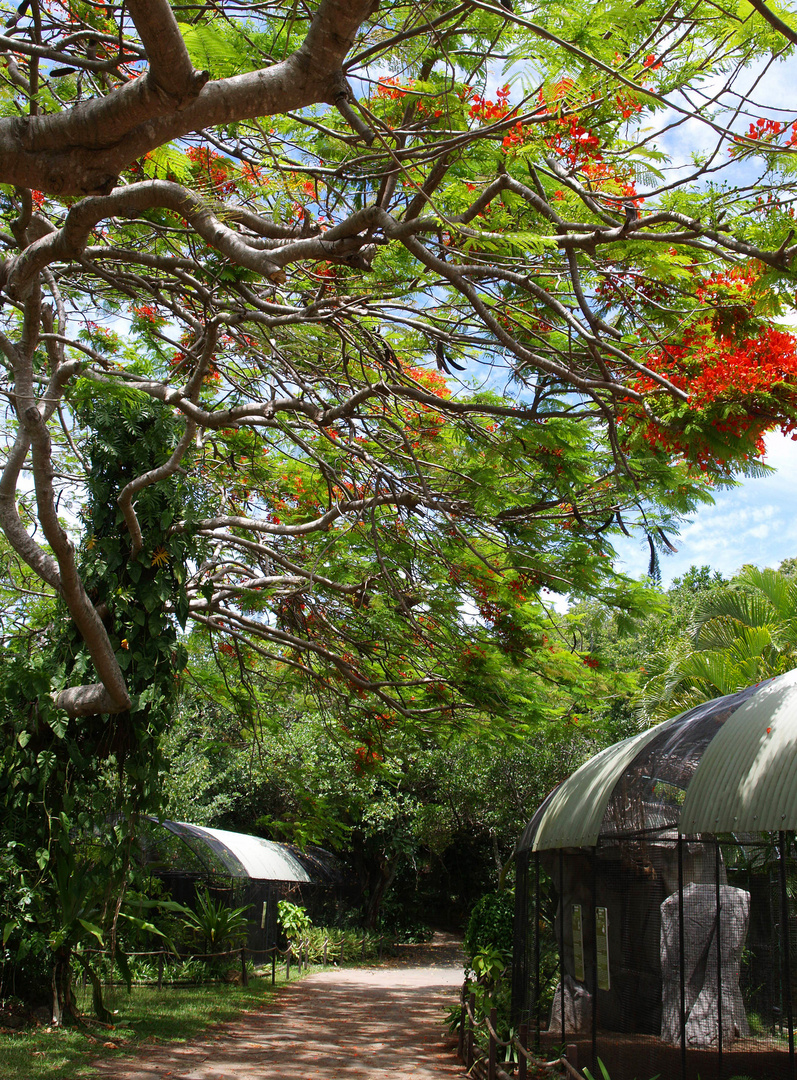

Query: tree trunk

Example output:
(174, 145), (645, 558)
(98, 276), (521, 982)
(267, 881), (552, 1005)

(51, 951), (72, 1027)
(365, 860), (397, 929)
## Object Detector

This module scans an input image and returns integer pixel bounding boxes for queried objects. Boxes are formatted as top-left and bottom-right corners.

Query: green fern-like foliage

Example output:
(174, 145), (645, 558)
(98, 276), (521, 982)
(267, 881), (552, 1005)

(641, 566), (797, 721)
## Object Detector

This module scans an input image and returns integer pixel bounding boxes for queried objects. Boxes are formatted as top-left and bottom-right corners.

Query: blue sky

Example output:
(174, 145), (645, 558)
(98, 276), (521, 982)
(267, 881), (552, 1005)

(614, 432), (797, 584)
(608, 50), (797, 585)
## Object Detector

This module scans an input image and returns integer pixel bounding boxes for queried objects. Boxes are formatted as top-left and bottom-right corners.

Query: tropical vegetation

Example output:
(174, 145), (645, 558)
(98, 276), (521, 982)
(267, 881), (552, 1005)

(2, 0), (797, 1035)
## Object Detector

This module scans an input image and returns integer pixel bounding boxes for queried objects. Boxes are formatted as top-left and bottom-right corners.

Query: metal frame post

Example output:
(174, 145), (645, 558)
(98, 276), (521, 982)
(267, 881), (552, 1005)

(592, 846), (598, 1073)
(780, 831), (795, 1078)
(559, 848), (566, 1048)
(678, 834), (687, 1080)
(518, 1021), (528, 1080)
(489, 1006), (497, 1080)
(534, 852), (541, 1052)
(715, 840), (723, 1075)
(458, 981), (466, 1061)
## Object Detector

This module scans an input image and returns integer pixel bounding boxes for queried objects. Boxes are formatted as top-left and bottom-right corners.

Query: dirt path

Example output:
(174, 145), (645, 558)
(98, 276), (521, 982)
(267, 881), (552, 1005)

(90, 933), (469, 1080)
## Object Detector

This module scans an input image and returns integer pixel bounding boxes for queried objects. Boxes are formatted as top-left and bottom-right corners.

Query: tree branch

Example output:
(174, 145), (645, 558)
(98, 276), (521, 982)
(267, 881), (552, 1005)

(746, 0), (797, 45)
(125, 0), (209, 105)
(0, 0), (377, 195)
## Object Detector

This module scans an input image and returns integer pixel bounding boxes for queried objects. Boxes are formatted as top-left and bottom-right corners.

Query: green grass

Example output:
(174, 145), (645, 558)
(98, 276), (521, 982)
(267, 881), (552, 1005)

(0, 967), (314, 1080)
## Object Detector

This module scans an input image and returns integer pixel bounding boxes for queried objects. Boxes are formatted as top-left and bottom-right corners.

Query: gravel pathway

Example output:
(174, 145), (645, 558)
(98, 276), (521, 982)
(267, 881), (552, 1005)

(90, 933), (468, 1079)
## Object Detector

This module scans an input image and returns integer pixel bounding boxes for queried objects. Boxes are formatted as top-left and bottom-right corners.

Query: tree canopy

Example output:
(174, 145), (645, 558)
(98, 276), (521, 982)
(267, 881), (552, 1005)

(4, 0), (797, 733)
(7, 0), (797, 1020)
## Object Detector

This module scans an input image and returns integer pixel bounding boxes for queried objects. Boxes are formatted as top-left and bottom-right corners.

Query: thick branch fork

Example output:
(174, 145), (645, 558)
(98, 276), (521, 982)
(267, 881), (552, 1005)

(0, 0), (377, 195)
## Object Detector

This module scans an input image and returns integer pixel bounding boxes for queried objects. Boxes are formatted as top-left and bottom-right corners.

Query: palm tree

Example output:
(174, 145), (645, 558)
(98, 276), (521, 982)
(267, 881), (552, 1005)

(640, 566), (797, 721)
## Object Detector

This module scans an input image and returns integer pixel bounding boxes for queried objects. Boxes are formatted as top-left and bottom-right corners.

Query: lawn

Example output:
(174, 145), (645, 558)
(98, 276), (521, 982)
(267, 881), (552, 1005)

(0, 968), (306, 1080)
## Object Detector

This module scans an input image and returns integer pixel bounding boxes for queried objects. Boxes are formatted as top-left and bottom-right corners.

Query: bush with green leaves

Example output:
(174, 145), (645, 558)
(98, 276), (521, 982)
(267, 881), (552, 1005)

(277, 900), (313, 946)
(275, 905), (390, 965)
(293, 926), (387, 964)
(179, 889), (250, 955)
(464, 892), (514, 962)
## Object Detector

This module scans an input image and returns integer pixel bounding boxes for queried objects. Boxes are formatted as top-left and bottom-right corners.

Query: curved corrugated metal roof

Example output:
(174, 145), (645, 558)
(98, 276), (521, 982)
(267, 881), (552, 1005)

(159, 820), (312, 881)
(680, 668), (797, 832)
(517, 720), (670, 852)
(516, 668), (797, 851)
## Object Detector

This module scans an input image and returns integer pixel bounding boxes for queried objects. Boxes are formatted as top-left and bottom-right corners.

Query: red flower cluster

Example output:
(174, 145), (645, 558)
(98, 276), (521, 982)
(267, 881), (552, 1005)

(502, 120), (527, 150)
(615, 91), (643, 120)
(375, 76), (409, 100)
(403, 364), (452, 399)
(241, 162), (265, 185)
(186, 145), (236, 195)
(732, 117), (797, 153)
(132, 303), (159, 324)
(467, 83), (511, 122)
(745, 117), (784, 140)
(623, 267), (797, 466)
(544, 114), (602, 170)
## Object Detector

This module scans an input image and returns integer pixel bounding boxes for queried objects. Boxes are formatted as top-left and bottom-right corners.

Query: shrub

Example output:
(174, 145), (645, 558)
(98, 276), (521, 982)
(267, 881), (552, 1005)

(179, 888), (250, 954)
(464, 892), (514, 961)
(277, 900), (312, 945)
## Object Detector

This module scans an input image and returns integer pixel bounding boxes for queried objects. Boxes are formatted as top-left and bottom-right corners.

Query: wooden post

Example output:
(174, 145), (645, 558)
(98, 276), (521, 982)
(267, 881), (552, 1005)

(488, 1006), (497, 1080)
(457, 982), (467, 1061)
(467, 991), (476, 1067)
(518, 1021), (528, 1080)
(271, 948), (276, 986)
(323, 936), (328, 966)
(340, 938), (345, 965)
(240, 946), (248, 987)
(157, 950), (164, 990)
(286, 951), (291, 981)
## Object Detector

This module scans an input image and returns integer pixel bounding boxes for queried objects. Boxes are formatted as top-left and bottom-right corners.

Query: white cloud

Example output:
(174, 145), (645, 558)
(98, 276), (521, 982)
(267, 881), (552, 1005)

(614, 432), (797, 584)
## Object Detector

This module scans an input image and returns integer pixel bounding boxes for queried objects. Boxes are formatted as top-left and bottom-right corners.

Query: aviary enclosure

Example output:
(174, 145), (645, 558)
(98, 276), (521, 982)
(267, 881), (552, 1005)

(139, 818), (345, 959)
(512, 669), (797, 1080)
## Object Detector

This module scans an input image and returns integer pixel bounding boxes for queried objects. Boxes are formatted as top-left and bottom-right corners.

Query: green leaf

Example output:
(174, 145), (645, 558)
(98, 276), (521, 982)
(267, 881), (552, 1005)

(179, 20), (248, 78)
(146, 144), (194, 185)
(77, 918), (105, 945)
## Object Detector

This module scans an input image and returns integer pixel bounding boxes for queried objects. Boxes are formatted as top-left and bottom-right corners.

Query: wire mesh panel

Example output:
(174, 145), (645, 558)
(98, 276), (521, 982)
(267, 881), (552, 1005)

(512, 848), (531, 1026)
(717, 836), (796, 1080)
(516, 835), (797, 1080)
(514, 675), (797, 1078)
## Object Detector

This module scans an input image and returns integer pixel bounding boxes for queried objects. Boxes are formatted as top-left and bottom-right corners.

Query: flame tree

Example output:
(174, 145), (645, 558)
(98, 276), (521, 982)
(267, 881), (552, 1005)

(2, 0), (797, 1012)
